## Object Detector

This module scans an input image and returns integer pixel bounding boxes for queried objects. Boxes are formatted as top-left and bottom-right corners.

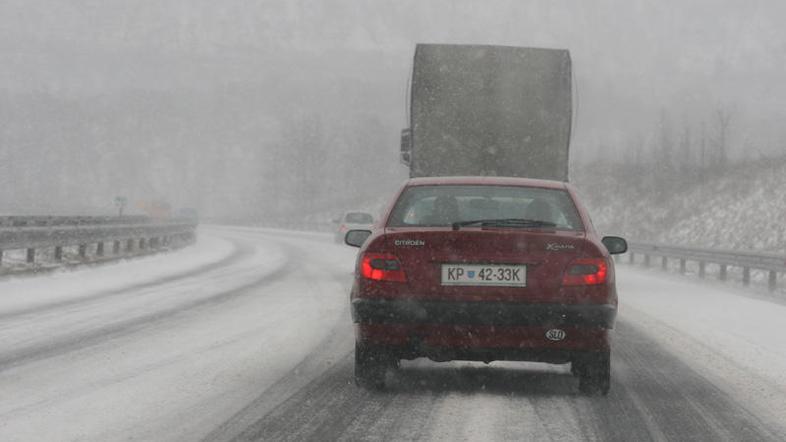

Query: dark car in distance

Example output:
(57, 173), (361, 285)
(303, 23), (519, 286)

(344, 177), (627, 394)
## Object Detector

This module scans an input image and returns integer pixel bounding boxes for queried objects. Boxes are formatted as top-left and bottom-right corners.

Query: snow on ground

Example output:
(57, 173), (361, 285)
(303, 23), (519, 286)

(0, 227), (357, 442)
(578, 157), (786, 251)
(617, 265), (786, 428)
(0, 227), (234, 314)
(3, 226), (786, 440)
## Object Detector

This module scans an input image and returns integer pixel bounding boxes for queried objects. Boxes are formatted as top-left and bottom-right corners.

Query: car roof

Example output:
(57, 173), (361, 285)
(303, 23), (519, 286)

(405, 176), (568, 190)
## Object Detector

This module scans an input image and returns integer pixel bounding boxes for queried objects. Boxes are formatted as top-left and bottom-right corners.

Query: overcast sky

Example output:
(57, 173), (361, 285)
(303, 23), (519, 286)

(4, 2), (784, 118)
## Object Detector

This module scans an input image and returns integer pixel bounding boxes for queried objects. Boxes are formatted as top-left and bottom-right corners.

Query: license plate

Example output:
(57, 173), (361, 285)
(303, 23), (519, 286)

(441, 264), (526, 287)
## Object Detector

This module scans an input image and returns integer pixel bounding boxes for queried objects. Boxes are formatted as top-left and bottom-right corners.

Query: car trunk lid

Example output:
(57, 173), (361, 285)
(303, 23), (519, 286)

(380, 227), (587, 302)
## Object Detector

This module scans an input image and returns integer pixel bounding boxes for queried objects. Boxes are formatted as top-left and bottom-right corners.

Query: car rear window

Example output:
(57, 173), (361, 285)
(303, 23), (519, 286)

(345, 212), (374, 223)
(386, 185), (584, 230)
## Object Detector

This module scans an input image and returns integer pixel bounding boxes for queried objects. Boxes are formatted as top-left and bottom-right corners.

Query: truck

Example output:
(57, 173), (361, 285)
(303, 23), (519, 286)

(400, 44), (573, 181)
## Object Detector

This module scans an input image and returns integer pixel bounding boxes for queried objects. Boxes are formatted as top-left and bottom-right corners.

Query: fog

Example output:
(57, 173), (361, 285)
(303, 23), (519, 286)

(2, 0), (785, 221)
(3, 4), (786, 437)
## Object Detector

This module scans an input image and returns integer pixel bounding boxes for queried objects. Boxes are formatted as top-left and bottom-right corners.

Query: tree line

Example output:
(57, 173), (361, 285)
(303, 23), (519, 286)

(0, 85), (405, 221)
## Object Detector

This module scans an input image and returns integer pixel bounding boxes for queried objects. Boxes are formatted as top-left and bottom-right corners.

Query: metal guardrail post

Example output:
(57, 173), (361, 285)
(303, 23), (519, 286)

(629, 252), (634, 264)
(113, 241), (120, 254)
(27, 248), (35, 264)
(627, 242), (785, 293)
(54, 246), (63, 261)
(78, 244), (87, 258)
(96, 242), (105, 257)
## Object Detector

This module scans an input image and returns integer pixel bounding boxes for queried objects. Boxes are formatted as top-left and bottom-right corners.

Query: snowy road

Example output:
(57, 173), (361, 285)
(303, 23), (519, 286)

(1, 226), (786, 441)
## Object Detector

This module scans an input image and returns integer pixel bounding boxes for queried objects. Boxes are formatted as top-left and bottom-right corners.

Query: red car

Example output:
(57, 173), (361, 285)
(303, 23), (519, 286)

(345, 177), (627, 395)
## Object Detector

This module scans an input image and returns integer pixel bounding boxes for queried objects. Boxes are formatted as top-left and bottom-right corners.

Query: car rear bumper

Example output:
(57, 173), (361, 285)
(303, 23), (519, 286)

(351, 298), (616, 328)
(356, 322), (609, 360)
(352, 299), (615, 361)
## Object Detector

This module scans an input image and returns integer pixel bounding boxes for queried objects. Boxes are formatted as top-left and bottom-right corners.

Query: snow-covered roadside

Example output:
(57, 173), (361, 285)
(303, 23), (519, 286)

(0, 228), (235, 314)
(0, 227), (355, 442)
(577, 158), (786, 251)
(617, 266), (786, 432)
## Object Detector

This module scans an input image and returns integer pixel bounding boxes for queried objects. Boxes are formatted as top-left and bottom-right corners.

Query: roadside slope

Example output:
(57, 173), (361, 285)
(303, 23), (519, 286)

(576, 157), (786, 251)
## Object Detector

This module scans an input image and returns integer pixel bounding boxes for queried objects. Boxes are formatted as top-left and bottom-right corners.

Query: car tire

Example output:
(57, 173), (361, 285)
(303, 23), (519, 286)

(570, 361), (581, 377)
(577, 351), (611, 396)
(354, 342), (395, 390)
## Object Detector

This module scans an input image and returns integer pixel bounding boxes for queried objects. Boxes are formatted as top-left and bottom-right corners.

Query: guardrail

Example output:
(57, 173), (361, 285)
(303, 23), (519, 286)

(0, 215), (151, 228)
(624, 242), (786, 292)
(0, 216), (197, 267)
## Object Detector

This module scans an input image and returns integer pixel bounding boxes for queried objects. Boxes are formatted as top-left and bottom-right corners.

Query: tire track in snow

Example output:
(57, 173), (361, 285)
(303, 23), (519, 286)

(0, 243), (293, 371)
(588, 320), (781, 442)
(0, 236), (244, 322)
(204, 233), (357, 442)
(208, 319), (783, 441)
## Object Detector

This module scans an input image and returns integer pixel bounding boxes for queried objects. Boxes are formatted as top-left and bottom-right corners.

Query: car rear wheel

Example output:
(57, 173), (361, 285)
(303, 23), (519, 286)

(354, 343), (396, 390)
(576, 351), (611, 396)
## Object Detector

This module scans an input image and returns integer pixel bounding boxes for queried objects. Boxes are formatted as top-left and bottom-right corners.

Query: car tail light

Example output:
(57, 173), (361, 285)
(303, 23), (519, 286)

(562, 258), (608, 286)
(360, 253), (406, 282)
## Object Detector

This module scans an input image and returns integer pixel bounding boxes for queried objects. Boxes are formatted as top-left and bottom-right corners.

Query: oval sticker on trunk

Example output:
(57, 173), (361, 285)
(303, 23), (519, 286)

(545, 329), (566, 341)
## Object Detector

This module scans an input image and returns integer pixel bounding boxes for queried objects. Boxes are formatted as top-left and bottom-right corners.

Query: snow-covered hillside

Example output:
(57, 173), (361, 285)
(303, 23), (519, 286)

(576, 157), (786, 252)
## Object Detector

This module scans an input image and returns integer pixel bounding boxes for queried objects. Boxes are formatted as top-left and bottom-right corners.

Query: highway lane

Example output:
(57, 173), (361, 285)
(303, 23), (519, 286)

(211, 319), (780, 442)
(1, 226), (785, 441)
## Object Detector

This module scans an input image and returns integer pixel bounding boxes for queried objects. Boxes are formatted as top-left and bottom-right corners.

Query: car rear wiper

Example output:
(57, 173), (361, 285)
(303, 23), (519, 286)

(451, 218), (557, 231)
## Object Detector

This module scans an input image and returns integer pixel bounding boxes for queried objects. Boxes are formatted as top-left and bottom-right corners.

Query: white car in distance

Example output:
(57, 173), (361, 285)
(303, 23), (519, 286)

(334, 211), (374, 244)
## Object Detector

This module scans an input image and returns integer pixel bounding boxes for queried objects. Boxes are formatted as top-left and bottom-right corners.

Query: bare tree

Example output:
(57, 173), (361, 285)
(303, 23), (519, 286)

(713, 108), (733, 168)
(699, 122), (707, 170)
(657, 110), (674, 172)
(679, 124), (693, 176)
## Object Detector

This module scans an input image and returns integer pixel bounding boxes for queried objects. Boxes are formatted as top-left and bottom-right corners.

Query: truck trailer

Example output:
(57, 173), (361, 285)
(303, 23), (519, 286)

(400, 44), (572, 181)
